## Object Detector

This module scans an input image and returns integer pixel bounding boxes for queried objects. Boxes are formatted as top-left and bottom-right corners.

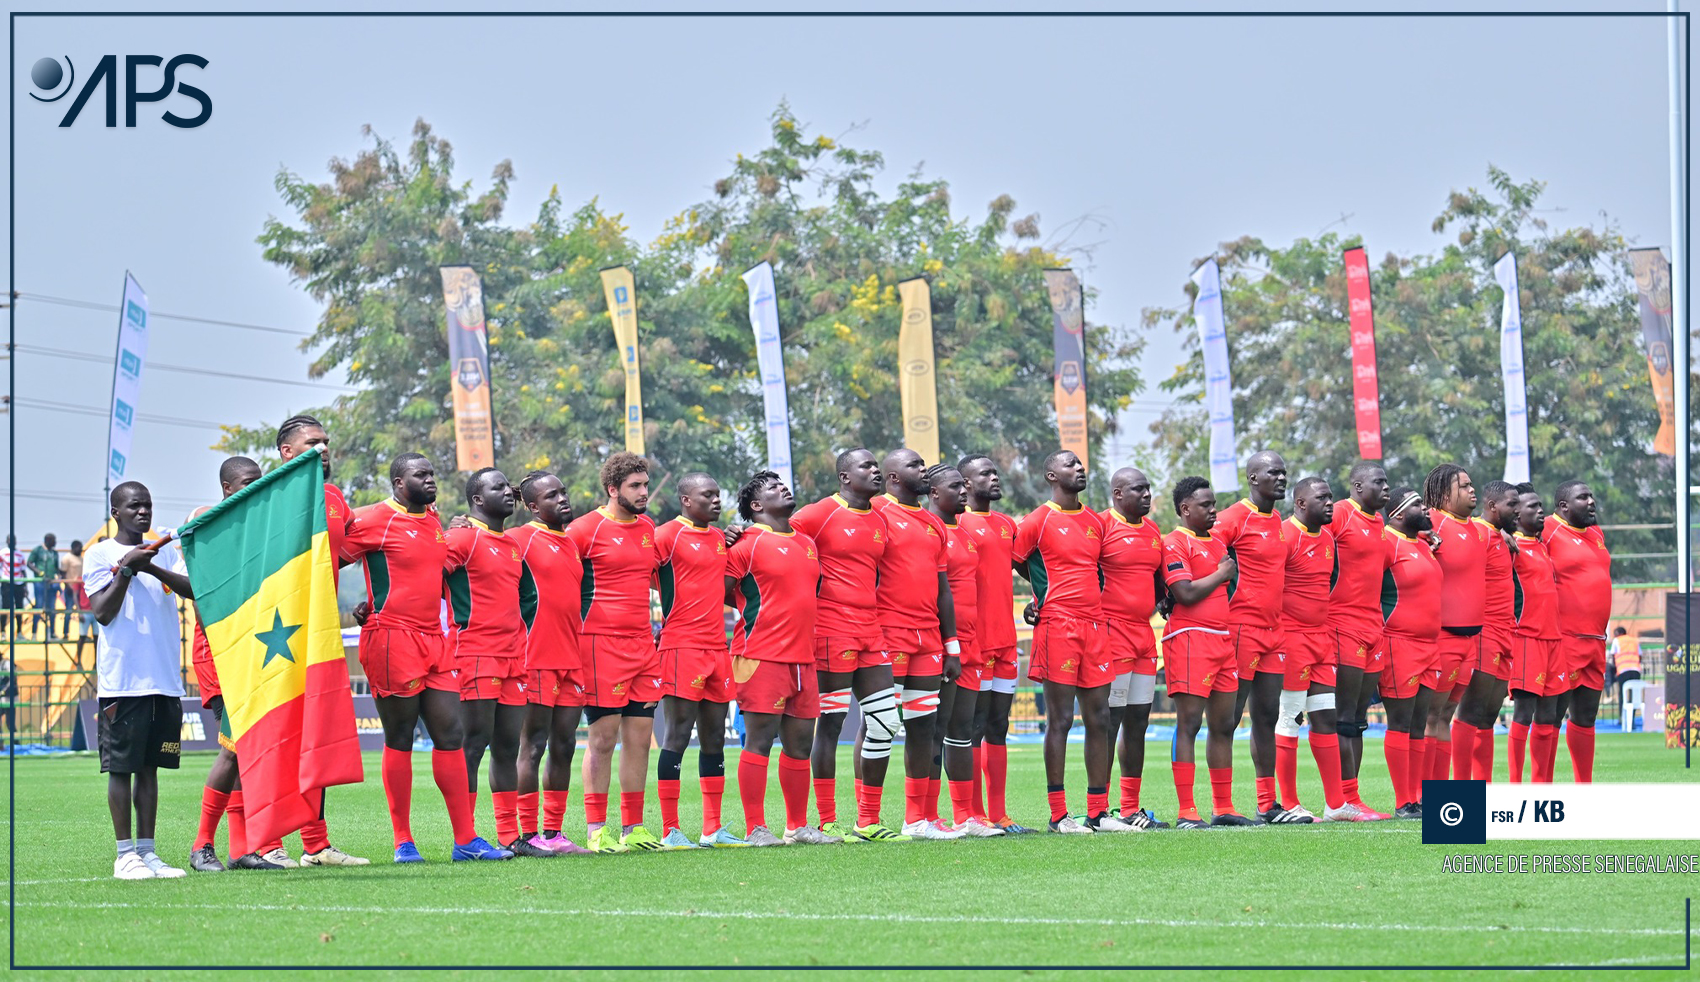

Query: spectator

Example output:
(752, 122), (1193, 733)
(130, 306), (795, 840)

(85, 482), (193, 880)
(28, 533), (61, 640)
(60, 540), (84, 640)
(4, 535), (29, 637)
(1609, 626), (1642, 705)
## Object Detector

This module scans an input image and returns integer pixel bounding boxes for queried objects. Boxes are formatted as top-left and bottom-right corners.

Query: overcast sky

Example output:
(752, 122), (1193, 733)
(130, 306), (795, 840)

(2, 1), (1687, 543)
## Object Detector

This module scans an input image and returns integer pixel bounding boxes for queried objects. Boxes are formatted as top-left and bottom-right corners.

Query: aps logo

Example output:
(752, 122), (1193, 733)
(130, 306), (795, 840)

(30, 54), (211, 128)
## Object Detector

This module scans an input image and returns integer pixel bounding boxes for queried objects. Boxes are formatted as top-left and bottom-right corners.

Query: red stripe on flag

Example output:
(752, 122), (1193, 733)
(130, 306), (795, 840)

(234, 659), (364, 847)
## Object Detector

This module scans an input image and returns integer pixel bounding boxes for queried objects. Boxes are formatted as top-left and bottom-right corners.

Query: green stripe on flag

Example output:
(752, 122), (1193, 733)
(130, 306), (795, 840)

(180, 449), (329, 626)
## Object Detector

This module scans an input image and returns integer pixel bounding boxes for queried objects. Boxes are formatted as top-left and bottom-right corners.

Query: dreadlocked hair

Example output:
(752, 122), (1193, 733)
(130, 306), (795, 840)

(737, 470), (779, 523)
(1423, 463), (1466, 510)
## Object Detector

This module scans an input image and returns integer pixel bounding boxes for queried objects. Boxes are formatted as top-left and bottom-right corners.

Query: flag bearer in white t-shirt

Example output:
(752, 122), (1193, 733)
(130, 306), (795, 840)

(84, 481), (195, 880)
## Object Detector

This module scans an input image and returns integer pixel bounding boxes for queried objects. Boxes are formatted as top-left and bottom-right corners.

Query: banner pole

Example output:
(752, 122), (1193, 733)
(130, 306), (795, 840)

(1670, 0), (1691, 594)
(103, 272), (128, 513)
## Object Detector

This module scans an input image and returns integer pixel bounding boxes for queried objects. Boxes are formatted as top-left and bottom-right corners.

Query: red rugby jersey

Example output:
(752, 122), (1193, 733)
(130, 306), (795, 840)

(1280, 518), (1335, 632)
(869, 495), (947, 631)
(443, 519), (526, 659)
(939, 518), (979, 646)
(1510, 533), (1560, 639)
(1474, 518), (1514, 638)
(566, 507), (658, 637)
(963, 508), (1018, 650)
(342, 499), (449, 634)
(1013, 502), (1105, 623)
(1099, 510), (1162, 625)
(1213, 499), (1288, 630)
(1541, 515), (1612, 638)
(324, 484), (357, 574)
(726, 525), (819, 664)
(655, 518), (730, 651)
(1162, 527), (1230, 636)
(1380, 529), (1442, 641)
(1431, 512), (1488, 631)
(508, 522), (583, 671)
(1327, 498), (1387, 636)
(791, 495), (885, 638)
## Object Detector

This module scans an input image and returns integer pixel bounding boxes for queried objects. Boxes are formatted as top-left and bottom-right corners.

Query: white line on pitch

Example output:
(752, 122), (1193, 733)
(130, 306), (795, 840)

(12, 900), (1688, 937)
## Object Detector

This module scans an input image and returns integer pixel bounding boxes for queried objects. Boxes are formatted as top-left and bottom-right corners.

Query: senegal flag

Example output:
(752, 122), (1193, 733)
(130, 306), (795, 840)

(180, 448), (363, 846)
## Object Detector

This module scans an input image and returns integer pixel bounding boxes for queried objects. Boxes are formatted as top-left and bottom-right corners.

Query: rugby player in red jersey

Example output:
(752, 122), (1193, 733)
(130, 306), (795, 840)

(566, 452), (664, 853)
(654, 473), (742, 849)
(726, 471), (840, 846)
(1378, 488), (1443, 820)
(791, 449), (901, 842)
(870, 449), (962, 840)
(1454, 480), (1520, 781)
(1161, 476), (1251, 828)
(1097, 466), (1168, 830)
(1326, 462), (1393, 818)
(1216, 452), (1302, 823)
(506, 471), (593, 854)
(1418, 465), (1488, 783)
(343, 453), (506, 862)
(1509, 486), (1565, 782)
(1275, 477), (1357, 821)
(958, 454), (1035, 834)
(444, 468), (544, 857)
(926, 464), (1004, 837)
(1015, 450), (1123, 833)
(1543, 481), (1612, 783)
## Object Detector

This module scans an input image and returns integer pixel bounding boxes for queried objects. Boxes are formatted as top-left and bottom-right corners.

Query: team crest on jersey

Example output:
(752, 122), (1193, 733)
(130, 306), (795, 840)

(641, 533), (653, 547)
(806, 545), (817, 559)
(717, 542), (726, 554)
(1060, 658), (1075, 673)
(407, 678), (421, 690)
(772, 697), (787, 710)
(1085, 527), (1099, 538)
(435, 530), (447, 543)
(873, 529), (885, 543)
(511, 548), (520, 561)
(612, 680), (627, 695)
(691, 674), (707, 689)
(1201, 670), (1216, 687)
(924, 525), (938, 537)
(1298, 665), (1311, 681)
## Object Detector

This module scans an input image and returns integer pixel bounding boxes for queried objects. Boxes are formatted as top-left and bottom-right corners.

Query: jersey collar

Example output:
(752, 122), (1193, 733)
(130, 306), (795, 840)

(1348, 498), (1378, 517)
(1287, 515), (1320, 537)
(1043, 500), (1085, 514)
(526, 520), (568, 537)
(1105, 509), (1145, 529)
(467, 517), (499, 533)
(597, 505), (640, 524)
(1514, 531), (1541, 542)
(1178, 526), (1212, 540)
(1388, 528), (1419, 542)
(832, 494), (871, 514)
(383, 498), (430, 517)
(1551, 514), (1589, 532)
(881, 493), (923, 512)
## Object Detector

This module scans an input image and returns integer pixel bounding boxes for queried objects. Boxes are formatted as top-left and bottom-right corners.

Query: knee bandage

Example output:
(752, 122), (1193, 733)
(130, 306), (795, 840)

(942, 736), (972, 750)
(859, 687), (900, 760)
(1335, 719), (1362, 739)
(820, 686), (852, 716)
(1276, 689), (1305, 738)
(1304, 692), (1336, 714)
(1127, 673), (1156, 706)
(986, 674), (1017, 695)
(1107, 671), (1133, 709)
(900, 687), (939, 720)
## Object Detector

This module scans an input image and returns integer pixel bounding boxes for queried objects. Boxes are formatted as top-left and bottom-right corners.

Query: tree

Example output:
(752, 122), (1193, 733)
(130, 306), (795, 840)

(1143, 168), (1683, 581)
(223, 107), (1147, 517)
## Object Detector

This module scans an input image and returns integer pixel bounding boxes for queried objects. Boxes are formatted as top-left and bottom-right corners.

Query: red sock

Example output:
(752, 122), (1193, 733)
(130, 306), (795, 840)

(1508, 721), (1529, 783)
(856, 779), (884, 827)
(1408, 736), (1429, 803)
(1472, 728), (1496, 782)
(1086, 787), (1109, 820)
(1342, 776), (1362, 807)
(905, 777), (928, 824)
(1172, 762), (1198, 820)
(468, 791), (478, 828)
(985, 743), (1008, 820)
(227, 790), (248, 856)
(195, 788), (229, 851)
(1450, 720), (1476, 781)
(1309, 731), (1345, 809)
(298, 787), (330, 854)
(518, 791), (539, 837)
(926, 777), (942, 823)
(1530, 723), (1557, 783)
(1255, 775), (1277, 814)
(584, 792), (609, 827)
(949, 777), (974, 824)
(619, 791), (645, 829)
(1046, 786), (1068, 823)
(1384, 730), (1410, 805)
(1426, 738), (1450, 783)
(1120, 776), (1142, 815)
(1542, 724), (1563, 779)
(739, 751), (769, 833)
(813, 777), (837, 826)
(1274, 734), (1299, 809)
(1566, 723), (1595, 783)
(658, 779), (682, 834)
(432, 749), (476, 845)
(380, 747), (413, 848)
(492, 791), (519, 845)
(970, 745), (986, 819)
(701, 776), (725, 836)
(1209, 767), (1235, 816)
(778, 754), (811, 831)
(542, 790), (568, 834)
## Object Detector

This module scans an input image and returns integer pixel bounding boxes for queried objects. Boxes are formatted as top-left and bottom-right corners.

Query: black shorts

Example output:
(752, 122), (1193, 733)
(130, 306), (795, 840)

(97, 695), (183, 773)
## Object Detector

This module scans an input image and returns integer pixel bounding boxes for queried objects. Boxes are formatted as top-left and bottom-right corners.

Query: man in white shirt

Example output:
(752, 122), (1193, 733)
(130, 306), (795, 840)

(84, 481), (194, 880)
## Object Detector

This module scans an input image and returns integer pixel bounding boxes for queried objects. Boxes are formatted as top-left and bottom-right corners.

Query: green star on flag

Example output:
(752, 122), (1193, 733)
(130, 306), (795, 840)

(255, 610), (301, 668)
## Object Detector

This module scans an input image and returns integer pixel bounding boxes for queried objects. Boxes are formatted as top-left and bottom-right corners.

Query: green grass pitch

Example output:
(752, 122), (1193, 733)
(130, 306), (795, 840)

(4, 733), (1695, 980)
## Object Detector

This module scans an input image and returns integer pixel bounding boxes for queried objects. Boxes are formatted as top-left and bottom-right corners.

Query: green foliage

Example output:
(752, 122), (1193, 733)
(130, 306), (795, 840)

(221, 108), (1145, 518)
(1142, 167), (1686, 580)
